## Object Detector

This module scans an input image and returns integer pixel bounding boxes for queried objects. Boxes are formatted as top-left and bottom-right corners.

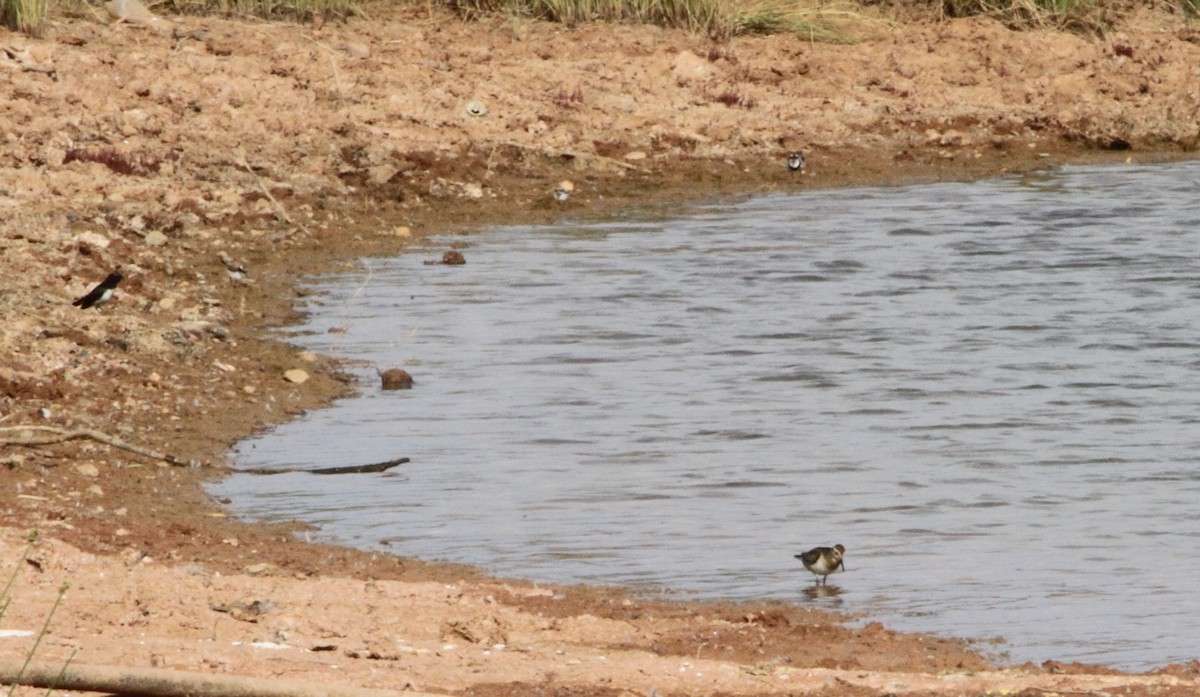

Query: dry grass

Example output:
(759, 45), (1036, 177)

(935, 0), (1200, 31)
(450, 0), (872, 40)
(1, 0), (46, 34)
(6, 0), (1197, 44)
(447, 0), (1200, 39)
(939, 0), (1108, 33)
(157, 0), (355, 20)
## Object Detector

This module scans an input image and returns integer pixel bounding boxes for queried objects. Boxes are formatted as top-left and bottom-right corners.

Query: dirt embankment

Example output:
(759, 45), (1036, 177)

(2, 3), (1200, 696)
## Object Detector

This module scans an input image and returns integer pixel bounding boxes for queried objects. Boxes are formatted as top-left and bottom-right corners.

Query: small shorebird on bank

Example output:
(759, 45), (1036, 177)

(72, 272), (123, 309)
(796, 544), (845, 586)
(218, 252), (249, 284)
(787, 151), (806, 173)
(554, 179), (574, 202)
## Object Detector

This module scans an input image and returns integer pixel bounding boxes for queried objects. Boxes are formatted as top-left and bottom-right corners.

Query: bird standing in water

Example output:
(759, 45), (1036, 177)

(796, 544), (845, 586)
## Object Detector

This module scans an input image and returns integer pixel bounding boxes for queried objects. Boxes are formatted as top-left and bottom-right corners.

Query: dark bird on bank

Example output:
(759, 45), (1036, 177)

(72, 272), (123, 309)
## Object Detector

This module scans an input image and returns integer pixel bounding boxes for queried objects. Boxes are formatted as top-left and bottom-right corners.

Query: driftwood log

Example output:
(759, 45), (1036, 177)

(241, 457), (410, 476)
(0, 660), (440, 697)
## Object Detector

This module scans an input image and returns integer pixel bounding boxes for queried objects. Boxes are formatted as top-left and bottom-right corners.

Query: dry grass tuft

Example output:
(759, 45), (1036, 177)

(1, 0), (46, 35)
(157, 0), (354, 20)
(938, 0), (1108, 33)
(449, 0), (871, 40)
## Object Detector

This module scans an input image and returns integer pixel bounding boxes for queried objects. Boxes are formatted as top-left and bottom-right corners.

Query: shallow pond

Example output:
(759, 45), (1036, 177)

(213, 160), (1200, 669)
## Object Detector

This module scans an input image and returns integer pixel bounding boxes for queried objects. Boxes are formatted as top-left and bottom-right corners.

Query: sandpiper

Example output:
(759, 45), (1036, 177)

(218, 252), (249, 284)
(795, 544), (845, 586)
(787, 151), (806, 173)
(72, 272), (123, 309)
(554, 179), (574, 202)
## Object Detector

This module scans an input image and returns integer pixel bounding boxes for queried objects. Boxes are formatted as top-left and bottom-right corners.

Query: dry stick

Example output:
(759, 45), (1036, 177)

(237, 158), (296, 227)
(0, 46), (59, 80)
(495, 140), (651, 174)
(0, 426), (206, 468)
(300, 35), (344, 101)
(0, 660), (442, 697)
(0, 426), (400, 475)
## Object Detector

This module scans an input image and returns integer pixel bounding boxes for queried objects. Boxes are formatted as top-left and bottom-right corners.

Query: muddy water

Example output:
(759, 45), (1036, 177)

(214, 161), (1200, 669)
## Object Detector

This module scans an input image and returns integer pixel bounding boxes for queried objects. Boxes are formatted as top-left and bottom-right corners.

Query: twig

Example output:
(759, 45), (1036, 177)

(495, 140), (651, 174)
(236, 158), (295, 226)
(0, 426), (207, 468)
(1, 46), (59, 80)
(0, 660), (435, 697)
(300, 34), (344, 100)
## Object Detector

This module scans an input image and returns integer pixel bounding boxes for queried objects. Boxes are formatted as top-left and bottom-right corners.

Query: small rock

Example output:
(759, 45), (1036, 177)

(624, 151), (647, 161)
(283, 369), (310, 384)
(221, 598), (276, 621)
(380, 368), (414, 390)
(244, 562), (278, 576)
(671, 50), (714, 84)
(368, 164), (399, 185)
(144, 230), (168, 247)
(339, 41), (370, 59)
(206, 37), (235, 56)
(76, 463), (100, 478)
(465, 100), (487, 118)
(425, 250), (465, 266)
(75, 231), (111, 249)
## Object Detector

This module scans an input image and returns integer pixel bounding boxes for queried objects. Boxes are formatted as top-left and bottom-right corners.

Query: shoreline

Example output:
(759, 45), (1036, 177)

(3, 2), (1200, 693)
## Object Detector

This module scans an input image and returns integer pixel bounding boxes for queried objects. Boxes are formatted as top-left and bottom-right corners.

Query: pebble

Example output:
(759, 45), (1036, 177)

(283, 369), (309, 384)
